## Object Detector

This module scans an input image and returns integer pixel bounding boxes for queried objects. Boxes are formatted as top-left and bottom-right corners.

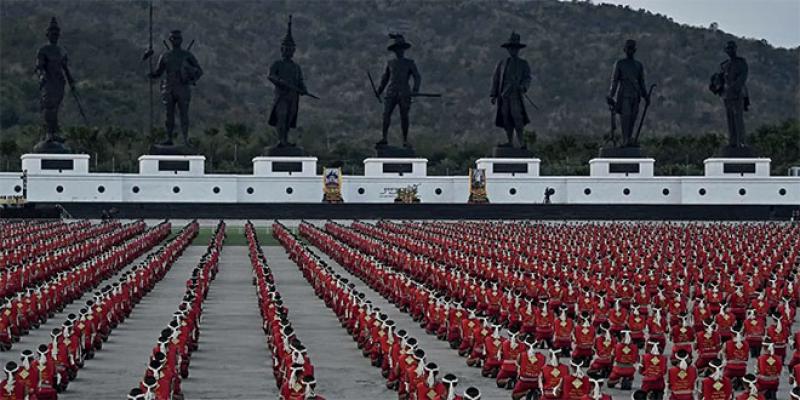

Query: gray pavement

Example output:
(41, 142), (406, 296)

(60, 245), (205, 398)
(264, 245), (395, 399)
(181, 245), (278, 400)
(289, 243), (510, 400)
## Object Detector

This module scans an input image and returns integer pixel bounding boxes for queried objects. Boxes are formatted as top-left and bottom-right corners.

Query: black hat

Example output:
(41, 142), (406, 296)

(501, 32), (526, 49)
(282, 15), (295, 48)
(47, 17), (60, 33)
(387, 33), (411, 51)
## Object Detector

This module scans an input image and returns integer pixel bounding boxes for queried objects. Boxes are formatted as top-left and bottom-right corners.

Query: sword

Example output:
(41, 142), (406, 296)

(69, 84), (89, 126)
(522, 92), (540, 110)
(268, 76), (319, 100)
(634, 84), (657, 144)
(367, 70), (381, 103)
(410, 93), (442, 98)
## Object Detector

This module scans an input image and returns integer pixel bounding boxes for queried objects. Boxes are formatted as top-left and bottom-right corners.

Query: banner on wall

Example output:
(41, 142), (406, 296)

(322, 167), (344, 203)
(468, 168), (489, 204)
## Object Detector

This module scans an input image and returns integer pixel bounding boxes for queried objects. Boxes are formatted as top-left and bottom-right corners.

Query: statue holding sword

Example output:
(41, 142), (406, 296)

(267, 15), (318, 155)
(370, 33), (440, 151)
(34, 17), (85, 153)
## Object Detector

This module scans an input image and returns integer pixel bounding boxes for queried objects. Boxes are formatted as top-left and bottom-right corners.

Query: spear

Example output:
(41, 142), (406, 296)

(634, 84), (657, 144)
(140, 1), (155, 135)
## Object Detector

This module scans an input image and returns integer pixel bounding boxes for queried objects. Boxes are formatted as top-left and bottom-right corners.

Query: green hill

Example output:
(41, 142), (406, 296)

(0, 0), (797, 174)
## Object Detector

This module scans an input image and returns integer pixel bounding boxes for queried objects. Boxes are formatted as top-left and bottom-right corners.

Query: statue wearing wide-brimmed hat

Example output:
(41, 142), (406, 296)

(490, 32), (532, 154)
(34, 17), (78, 153)
(374, 33), (422, 151)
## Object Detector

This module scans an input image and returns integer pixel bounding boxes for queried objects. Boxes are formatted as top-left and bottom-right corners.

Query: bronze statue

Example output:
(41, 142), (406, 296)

(491, 32), (532, 150)
(35, 17), (77, 152)
(606, 39), (650, 149)
(710, 40), (750, 154)
(375, 34), (421, 149)
(268, 15), (316, 155)
(148, 29), (203, 148)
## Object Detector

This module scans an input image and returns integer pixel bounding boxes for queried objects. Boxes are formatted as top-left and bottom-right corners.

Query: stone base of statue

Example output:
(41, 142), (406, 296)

(704, 157), (771, 177)
(139, 155), (206, 176)
(253, 156), (317, 177)
(598, 145), (642, 158)
(265, 144), (306, 157)
(21, 153), (90, 175)
(149, 143), (196, 156)
(375, 144), (416, 158)
(589, 157), (655, 177)
(492, 146), (534, 158)
(717, 145), (755, 158)
(476, 158), (541, 178)
(364, 158), (427, 177)
(33, 139), (71, 154)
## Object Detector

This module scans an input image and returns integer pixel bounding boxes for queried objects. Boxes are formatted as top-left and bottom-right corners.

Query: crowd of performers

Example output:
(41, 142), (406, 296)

(273, 222), (483, 400)
(247, 222), (324, 400)
(0, 219), (198, 400)
(295, 220), (799, 400)
(129, 221), (224, 400)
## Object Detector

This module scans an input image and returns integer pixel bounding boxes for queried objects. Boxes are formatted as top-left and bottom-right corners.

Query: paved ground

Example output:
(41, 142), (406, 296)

(282, 242), (510, 400)
(181, 245), (277, 399)
(60, 245), (204, 398)
(264, 245), (395, 399)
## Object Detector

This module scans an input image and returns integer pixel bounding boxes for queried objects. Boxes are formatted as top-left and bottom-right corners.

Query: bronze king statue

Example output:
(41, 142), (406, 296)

(490, 32), (534, 157)
(148, 29), (203, 154)
(267, 15), (317, 156)
(34, 17), (82, 153)
(602, 39), (653, 158)
(369, 33), (440, 157)
(709, 40), (752, 157)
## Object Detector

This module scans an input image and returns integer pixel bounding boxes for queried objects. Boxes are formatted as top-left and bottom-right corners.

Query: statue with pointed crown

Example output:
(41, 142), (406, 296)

(34, 17), (77, 153)
(267, 15), (314, 156)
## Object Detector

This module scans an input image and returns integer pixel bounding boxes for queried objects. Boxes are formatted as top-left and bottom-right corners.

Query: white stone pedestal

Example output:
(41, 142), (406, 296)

(21, 153), (90, 175)
(589, 158), (655, 177)
(475, 158), (541, 178)
(252, 157), (317, 177)
(704, 158), (771, 177)
(139, 155), (205, 176)
(364, 158), (427, 177)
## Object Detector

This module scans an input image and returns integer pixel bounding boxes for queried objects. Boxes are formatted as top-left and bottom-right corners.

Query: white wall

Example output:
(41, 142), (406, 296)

(1, 172), (797, 205)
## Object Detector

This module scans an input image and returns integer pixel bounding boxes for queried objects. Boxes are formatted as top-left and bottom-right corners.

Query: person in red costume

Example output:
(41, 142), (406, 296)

(0, 361), (24, 400)
(462, 386), (481, 400)
(754, 338), (781, 400)
(588, 322), (614, 379)
(496, 329), (523, 389)
(736, 374), (764, 400)
(608, 331), (639, 390)
(441, 374), (462, 400)
(301, 375), (325, 400)
(415, 362), (446, 400)
(581, 378), (612, 400)
(723, 327), (749, 390)
(639, 341), (667, 400)
(562, 359), (590, 400)
(538, 348), (567, 400)
(667, 350), (697, 400)
(512, 336), (545, 400)
(700, 358), (732, 400)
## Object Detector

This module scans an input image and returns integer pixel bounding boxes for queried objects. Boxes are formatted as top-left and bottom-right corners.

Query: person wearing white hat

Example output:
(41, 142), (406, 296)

(0, 361), (22, 399)
(481, 323), (503, 378)
(562, 358), (590, 399)
(301, 375), (325, 400)
(280, 362), (306, 400)
(415, 362), (446, 400)
(585, 378), (612, 400)
(791, 386), (800, 400)
(588, 322), (615, 379)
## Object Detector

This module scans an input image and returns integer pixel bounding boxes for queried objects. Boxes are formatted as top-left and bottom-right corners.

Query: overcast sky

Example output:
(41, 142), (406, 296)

(594, 0), (800, 49)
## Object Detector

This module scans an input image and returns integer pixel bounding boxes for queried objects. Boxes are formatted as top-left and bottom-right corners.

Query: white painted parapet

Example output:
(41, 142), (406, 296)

(138, 155), (206, 176)
(475, 158), (541, 178)
(21, 154), (90, 175)
(363, 158), (427, 177)
(589, 158), (655, 178)
(704, 158), (771, 177)
(252, 157), (318, 177)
